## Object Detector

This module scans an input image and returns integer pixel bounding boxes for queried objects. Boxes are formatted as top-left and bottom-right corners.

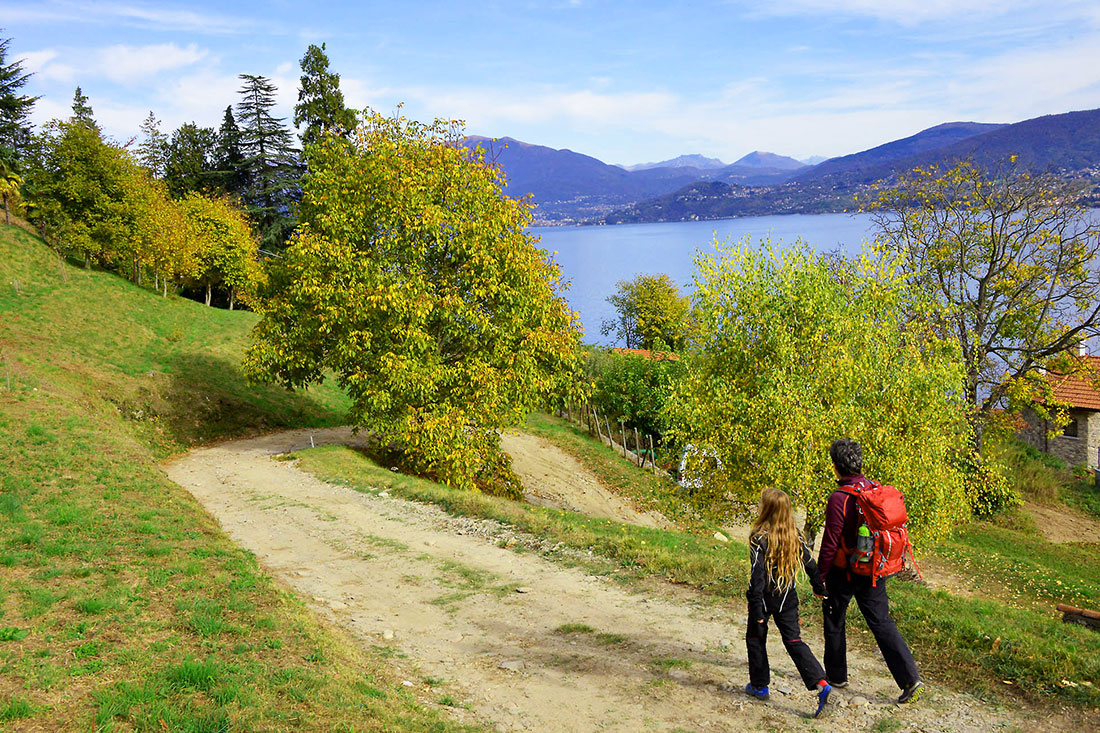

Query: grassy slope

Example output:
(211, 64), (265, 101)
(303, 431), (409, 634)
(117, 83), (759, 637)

(0, 226), (476, 731)
(295, 413), (1100, 715)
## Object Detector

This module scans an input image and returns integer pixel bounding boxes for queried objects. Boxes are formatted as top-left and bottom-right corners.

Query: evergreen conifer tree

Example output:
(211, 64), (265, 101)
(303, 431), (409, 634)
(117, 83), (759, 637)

(0, 34), (38, 161)
(213, 105), (247, 197)
(71, 87), (96, 129)
(164, 122), (217, 197)
(236, 74), (299, 250)
(136, 111), (168, 178)
(294, 43), (358, 148)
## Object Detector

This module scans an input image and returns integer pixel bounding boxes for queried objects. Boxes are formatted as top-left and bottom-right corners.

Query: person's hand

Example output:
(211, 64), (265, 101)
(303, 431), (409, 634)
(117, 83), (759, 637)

(814, 592), (827, 600)
(756, 618), (764, 623)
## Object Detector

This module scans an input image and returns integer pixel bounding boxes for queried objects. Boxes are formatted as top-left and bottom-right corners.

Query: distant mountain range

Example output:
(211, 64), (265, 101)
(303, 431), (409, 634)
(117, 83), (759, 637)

(619, 154), (727, 171)
(465, 107), (1100, 225)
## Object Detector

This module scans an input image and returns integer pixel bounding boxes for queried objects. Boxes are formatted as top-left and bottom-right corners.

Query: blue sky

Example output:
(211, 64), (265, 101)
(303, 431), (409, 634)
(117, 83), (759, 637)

(5, 0), (1100, 165)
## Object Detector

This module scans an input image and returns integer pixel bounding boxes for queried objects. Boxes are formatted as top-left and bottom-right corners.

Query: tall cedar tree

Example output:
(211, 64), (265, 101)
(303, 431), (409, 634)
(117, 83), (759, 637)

(164, 122), (217, 197)
(294, 43), (357, 148)
(70, 87), (96, 129)
(213, 106), (246, 197)
(136, 111), (168, 178)
(236, 74), (299, 251)
(0, 34), (38, 160)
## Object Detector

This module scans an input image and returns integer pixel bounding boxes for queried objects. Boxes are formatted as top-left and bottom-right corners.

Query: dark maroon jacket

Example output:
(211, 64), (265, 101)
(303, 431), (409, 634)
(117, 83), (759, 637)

(817, 474), (873, 576)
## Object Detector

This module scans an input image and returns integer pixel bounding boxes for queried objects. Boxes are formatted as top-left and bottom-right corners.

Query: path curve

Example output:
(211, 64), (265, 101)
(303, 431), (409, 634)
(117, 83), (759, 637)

(165, 428), (1053, 732)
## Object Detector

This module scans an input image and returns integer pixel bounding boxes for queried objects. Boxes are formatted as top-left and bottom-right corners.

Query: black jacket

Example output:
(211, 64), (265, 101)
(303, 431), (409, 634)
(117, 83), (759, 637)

(747, 533), (826, 621)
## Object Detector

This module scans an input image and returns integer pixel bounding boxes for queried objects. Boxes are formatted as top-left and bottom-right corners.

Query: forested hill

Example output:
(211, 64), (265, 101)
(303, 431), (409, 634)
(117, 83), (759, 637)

(463, 136), (807, 224)
(792, 121), (1005, 186)
(604, 107), (1100, 224)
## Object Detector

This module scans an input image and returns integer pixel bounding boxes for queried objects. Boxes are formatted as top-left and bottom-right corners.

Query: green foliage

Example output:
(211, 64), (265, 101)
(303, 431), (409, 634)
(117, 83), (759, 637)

(235, 74), (299, 251)
(0, 34), (38, 160)
(177, 192), (264, 308)
(136, 111), (168, 179)
(586, 348), (682, 439)
(165, 122), (218, 197)
(866, 159), (1100, 423)
(952, 447), (1019, 516)
(601, 273), (690, 350)
(667, 238), (971, 540)
(70, 87), (95, 127)
(294, 43), (358, 148)
(246, 110), (582, 493)
(24, 119), (133, 264)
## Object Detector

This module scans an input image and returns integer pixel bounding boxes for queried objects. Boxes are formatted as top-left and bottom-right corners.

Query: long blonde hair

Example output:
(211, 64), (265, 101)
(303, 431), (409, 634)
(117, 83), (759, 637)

(749, 488), (802, 592)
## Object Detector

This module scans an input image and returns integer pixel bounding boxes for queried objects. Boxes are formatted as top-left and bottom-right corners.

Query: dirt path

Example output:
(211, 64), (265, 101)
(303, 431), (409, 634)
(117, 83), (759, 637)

(166, 428), (1053, 732)
(501, 430), (671, 529)
(1026, 501), (1100, 544)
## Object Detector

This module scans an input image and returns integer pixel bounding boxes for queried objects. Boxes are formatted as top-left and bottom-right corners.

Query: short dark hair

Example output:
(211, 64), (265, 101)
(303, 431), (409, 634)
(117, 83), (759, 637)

(830, 438), (863, 477)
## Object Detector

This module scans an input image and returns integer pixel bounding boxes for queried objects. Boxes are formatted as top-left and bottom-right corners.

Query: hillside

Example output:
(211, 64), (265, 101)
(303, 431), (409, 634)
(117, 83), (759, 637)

(607, 108), (1100, 223)
(464, 136), (712, 223)
(793, 121), (1004, 186)
(0, 226), (470, 730)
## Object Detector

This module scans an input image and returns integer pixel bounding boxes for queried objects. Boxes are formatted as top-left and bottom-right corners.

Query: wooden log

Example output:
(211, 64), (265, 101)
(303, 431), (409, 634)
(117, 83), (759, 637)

(1058, 604), (1100, 631)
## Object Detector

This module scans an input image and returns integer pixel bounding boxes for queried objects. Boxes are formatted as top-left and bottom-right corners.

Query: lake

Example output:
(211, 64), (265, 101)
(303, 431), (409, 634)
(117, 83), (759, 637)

(533, 213), (879, 344)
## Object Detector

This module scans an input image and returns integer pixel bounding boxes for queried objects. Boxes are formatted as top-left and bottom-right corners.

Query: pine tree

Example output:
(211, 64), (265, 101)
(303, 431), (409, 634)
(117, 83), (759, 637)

(294, 43), (357, 148)
(71, 87), (96, 129)
(0, 34), (38, 160)
(213, 106), (246, 197)
(136, 111), (168, 178)
(235, 74), (299, 250)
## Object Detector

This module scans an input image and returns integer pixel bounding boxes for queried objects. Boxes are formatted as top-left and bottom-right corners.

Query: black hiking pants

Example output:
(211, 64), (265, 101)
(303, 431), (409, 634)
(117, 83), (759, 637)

(746, 601), (825, 690)
(822, 567), (919, 690)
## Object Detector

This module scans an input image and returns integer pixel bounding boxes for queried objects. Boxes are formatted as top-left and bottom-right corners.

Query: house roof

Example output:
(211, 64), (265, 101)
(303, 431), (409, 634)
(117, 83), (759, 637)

(1048, 355), (1100, 410)
(610, 347), (680, 361)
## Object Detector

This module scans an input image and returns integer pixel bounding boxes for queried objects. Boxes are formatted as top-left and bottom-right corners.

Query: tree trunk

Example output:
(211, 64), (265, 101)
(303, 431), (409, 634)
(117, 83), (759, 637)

(2, 192), (9, 226)
(84, 252), (91, 270)
(229, 290), (235, 311)
(205, 282), (212, 307)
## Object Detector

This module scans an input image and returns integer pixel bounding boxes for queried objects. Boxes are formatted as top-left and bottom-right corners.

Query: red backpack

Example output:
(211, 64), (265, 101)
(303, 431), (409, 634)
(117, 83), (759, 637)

(840, 480), (920, 586)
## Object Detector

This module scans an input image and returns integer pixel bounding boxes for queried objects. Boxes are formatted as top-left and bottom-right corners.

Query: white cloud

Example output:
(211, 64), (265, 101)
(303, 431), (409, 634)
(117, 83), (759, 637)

(0, 1), (255, 34)
(14, 50), (59, 74)
(97, 43), (209, 84)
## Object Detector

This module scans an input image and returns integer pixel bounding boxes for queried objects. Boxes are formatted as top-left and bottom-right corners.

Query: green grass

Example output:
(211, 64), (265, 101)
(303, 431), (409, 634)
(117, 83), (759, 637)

(294, 420), (1100, 713)
(0, 226), (479, 730)
(934, 522), (1100, 612)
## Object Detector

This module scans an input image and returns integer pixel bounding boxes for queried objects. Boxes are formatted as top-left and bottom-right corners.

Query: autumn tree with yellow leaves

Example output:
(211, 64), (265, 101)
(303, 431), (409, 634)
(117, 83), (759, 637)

(245, 112), (583, 493)
(865, 159), (1100, 439)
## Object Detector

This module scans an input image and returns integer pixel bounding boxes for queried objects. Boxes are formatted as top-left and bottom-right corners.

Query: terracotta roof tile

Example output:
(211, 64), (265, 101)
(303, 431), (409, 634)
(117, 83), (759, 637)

(610, 347), (680, 361)
(1048, 355), (1100, 410)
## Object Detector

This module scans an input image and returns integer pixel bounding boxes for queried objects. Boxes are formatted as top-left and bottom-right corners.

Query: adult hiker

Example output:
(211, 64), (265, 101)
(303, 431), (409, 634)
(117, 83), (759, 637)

(818, 438), (923, 704)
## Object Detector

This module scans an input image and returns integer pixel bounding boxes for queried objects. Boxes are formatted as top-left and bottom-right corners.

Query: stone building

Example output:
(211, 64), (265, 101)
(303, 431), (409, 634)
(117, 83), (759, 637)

(1018, 355), (1100, 469)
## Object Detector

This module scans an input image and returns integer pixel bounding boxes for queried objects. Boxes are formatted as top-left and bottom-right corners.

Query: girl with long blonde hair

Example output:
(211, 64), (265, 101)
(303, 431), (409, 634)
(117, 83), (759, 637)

(745, 488), (831, 718)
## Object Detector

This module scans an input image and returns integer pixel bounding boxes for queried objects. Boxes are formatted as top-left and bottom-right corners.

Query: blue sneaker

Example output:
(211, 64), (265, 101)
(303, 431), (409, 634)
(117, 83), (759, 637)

(745, 683), (770, 700)
(814, 683), (831, 718)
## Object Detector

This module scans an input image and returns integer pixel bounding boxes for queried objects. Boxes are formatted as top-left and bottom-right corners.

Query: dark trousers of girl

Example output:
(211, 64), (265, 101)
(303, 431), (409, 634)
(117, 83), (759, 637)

(746, 602), (826, 690)
(822, 568), (919, 688)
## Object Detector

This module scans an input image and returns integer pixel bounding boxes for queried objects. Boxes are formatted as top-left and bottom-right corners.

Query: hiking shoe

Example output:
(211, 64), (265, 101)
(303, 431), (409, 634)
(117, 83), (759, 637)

(745, 683), (770, 700)
(827, 679), (849, 689)
(897, 680), (924, 704)
(814, 683), (831, 718)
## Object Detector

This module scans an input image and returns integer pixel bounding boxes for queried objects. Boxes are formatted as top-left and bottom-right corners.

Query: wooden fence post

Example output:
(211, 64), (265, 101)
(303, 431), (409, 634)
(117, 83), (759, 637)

(592, 408), (603, 443)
